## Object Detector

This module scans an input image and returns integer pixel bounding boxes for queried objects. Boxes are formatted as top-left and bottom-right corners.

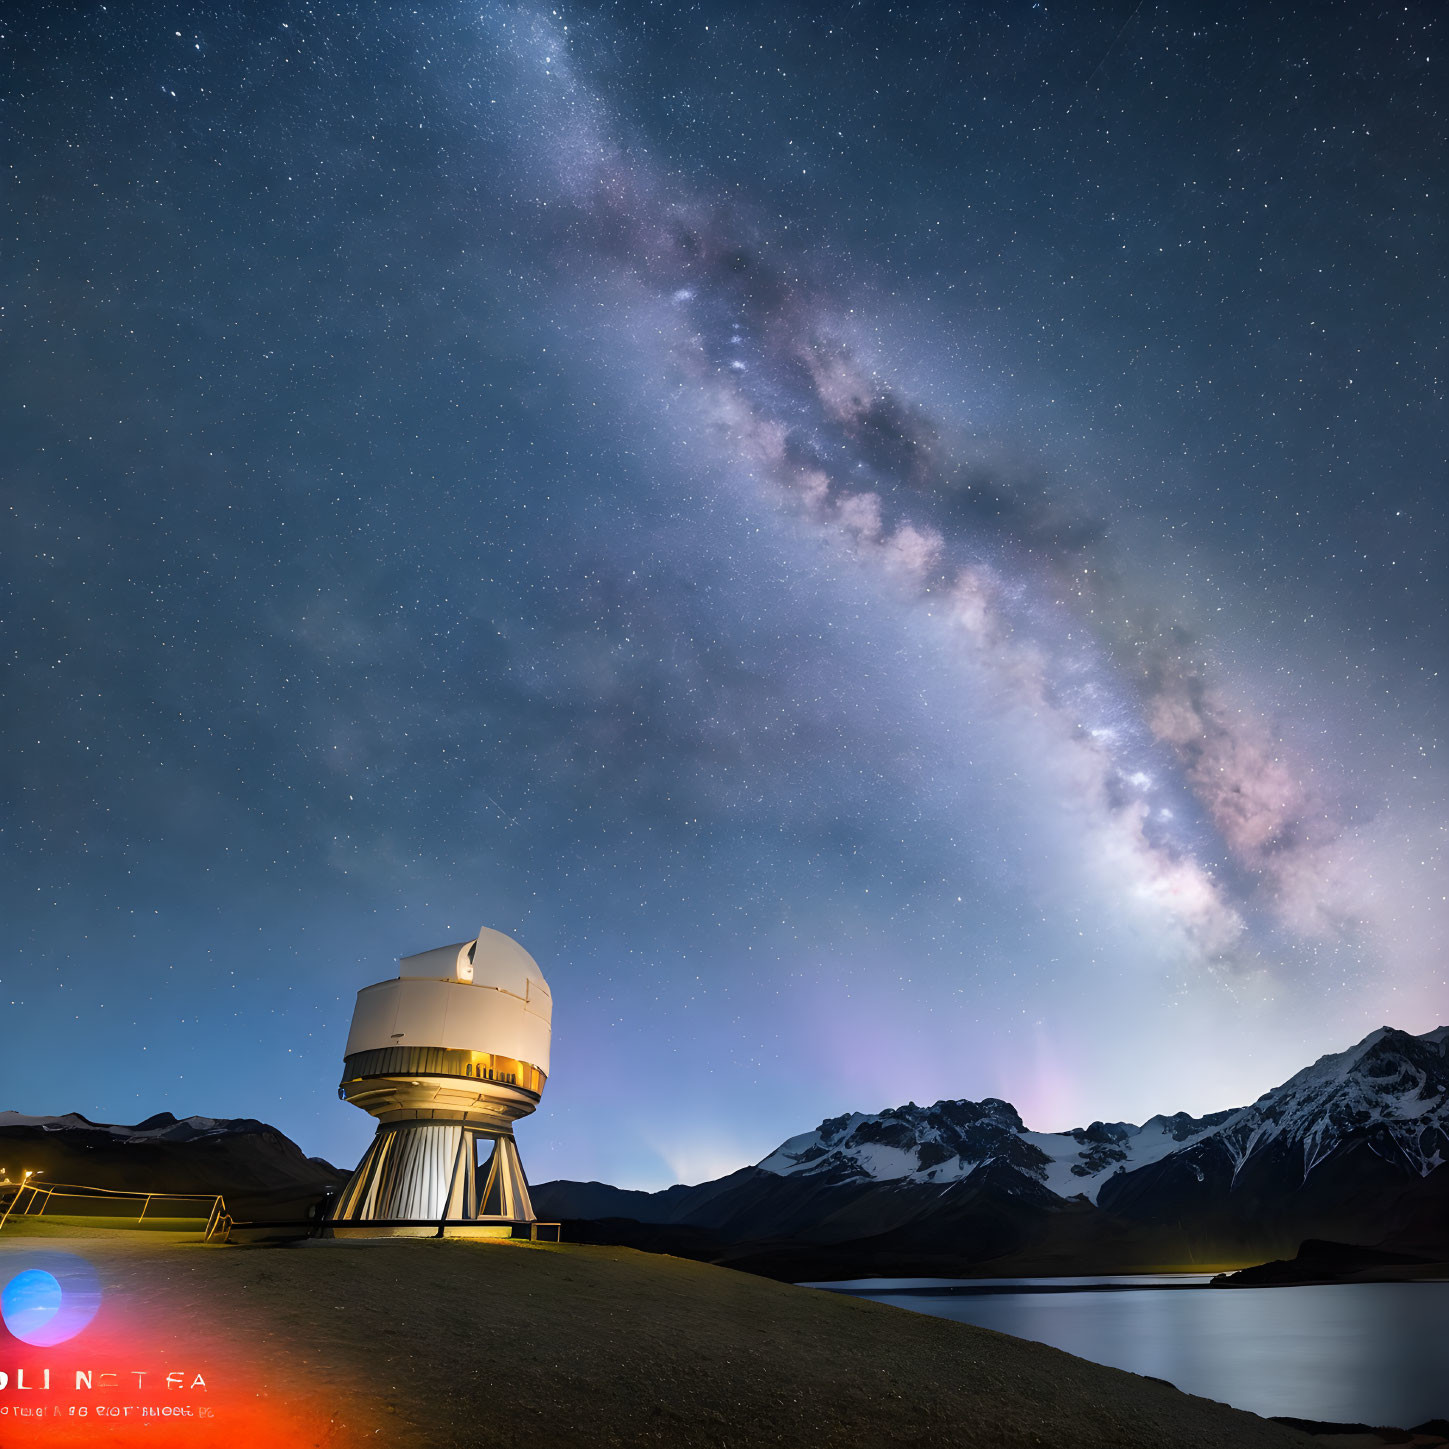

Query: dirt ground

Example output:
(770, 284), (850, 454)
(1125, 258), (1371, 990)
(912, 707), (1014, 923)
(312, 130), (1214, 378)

(0, 1233), (1343, 1449)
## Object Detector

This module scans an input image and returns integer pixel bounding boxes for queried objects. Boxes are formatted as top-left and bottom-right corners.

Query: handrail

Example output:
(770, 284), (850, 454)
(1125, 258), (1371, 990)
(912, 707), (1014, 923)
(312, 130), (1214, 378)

(203, 1201), (233, 1241)
(159, 1215), (561, 1243)
(0, 1189), (562, 1243)
(0, 1180), (230, 1238)
(2, 1180), (227, 1201)
(0, 1182), (37, 1231)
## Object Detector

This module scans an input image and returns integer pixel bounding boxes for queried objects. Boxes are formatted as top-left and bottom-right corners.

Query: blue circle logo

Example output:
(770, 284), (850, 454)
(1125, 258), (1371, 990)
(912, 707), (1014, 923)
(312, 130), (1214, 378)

(1, 1254), (101, 1346)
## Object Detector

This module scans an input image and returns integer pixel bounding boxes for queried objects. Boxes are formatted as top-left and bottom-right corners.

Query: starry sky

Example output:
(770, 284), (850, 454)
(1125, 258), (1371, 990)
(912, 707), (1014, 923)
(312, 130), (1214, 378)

(3, 2), (1444, 1189)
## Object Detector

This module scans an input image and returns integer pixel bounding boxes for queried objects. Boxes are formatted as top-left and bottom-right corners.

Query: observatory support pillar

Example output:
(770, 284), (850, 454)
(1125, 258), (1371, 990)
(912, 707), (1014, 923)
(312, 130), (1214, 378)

(331, 1120), (535, 1228)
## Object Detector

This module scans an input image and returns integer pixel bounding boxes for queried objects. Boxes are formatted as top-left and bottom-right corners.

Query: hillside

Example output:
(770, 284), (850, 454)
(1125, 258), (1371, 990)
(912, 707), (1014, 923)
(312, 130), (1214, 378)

(0, 1234), (1329, 1449)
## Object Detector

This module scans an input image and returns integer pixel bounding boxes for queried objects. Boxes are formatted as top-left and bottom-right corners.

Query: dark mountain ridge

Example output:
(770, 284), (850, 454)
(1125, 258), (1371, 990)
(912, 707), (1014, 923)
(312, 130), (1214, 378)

(0, 1109), (346, 1219)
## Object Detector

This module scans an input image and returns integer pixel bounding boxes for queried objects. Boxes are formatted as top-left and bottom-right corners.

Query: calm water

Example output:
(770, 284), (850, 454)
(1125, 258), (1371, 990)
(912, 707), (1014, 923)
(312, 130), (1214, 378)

(811, 1277), (1449, 1426)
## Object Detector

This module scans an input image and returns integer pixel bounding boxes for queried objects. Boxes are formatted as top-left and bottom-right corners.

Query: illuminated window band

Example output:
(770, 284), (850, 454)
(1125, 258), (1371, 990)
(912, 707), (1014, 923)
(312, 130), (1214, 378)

(340, 1046), (546, 1097)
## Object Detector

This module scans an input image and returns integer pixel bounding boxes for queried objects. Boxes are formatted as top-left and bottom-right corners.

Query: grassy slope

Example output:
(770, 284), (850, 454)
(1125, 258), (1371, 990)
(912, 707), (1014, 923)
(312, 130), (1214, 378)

(9, 1234), (1331, 1449)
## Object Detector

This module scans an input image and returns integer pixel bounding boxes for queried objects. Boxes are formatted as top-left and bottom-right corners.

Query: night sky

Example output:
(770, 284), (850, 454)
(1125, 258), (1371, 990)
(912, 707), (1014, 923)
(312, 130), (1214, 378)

(3, 2), (1444, 1188)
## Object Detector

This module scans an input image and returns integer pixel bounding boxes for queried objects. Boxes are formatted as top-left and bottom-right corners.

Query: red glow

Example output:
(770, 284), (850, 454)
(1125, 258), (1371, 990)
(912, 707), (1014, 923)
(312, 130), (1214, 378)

(0, 1272), (378, 1447)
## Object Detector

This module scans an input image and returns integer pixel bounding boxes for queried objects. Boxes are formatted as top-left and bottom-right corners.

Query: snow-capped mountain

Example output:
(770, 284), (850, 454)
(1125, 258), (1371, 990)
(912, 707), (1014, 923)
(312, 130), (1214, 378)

(1182, 1025), (1448, 1184)
(757, 1098), (1234, 1203)
(754, 1025), (1449, 1205)
(1097, 1025), (1449, 1233)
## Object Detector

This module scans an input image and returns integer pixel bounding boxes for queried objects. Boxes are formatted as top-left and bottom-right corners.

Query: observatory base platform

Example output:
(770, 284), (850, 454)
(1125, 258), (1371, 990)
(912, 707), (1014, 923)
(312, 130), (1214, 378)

(324, 1219), (561, 1242)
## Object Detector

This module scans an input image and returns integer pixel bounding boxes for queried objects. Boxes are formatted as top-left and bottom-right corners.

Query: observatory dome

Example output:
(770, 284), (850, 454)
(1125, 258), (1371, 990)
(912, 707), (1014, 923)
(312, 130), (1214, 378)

(399, 925), (551, 1007)
(342, 924), (552, 1079)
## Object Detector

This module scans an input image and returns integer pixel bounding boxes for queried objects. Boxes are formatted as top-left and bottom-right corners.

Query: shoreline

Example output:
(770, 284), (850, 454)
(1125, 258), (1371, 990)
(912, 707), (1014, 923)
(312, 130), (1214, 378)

(811, 1268), (1449, 1294)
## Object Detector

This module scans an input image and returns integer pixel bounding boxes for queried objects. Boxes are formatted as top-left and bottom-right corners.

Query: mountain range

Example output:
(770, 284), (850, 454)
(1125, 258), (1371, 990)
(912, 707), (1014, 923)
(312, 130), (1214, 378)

(6, 1024), (1443, 1276)
(532, 1024), (1449, 1278)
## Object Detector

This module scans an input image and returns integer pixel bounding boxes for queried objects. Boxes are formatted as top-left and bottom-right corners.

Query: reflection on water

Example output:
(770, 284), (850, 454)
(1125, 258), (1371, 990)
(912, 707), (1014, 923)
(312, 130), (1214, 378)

(815, 1278), (1449, 1425)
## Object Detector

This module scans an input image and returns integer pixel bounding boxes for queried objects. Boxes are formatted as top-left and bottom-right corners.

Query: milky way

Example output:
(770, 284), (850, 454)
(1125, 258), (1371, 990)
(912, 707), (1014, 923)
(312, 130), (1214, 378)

(482, 7), (1365, 968)
(3, 2), (1443, 1186)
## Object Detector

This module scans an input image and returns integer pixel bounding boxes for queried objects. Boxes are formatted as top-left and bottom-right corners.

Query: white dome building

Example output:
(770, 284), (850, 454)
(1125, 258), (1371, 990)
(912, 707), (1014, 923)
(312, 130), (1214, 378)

(330, 927), (552, 1233)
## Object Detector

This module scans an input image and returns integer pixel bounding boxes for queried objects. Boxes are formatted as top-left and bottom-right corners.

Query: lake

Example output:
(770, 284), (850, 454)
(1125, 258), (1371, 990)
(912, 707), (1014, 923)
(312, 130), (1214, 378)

(809, 1276), (1449, 1426)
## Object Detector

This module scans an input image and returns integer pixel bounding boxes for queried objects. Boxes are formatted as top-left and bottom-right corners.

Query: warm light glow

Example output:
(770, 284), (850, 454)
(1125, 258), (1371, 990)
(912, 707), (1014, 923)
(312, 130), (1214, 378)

(0, 1253), (382, 1447)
